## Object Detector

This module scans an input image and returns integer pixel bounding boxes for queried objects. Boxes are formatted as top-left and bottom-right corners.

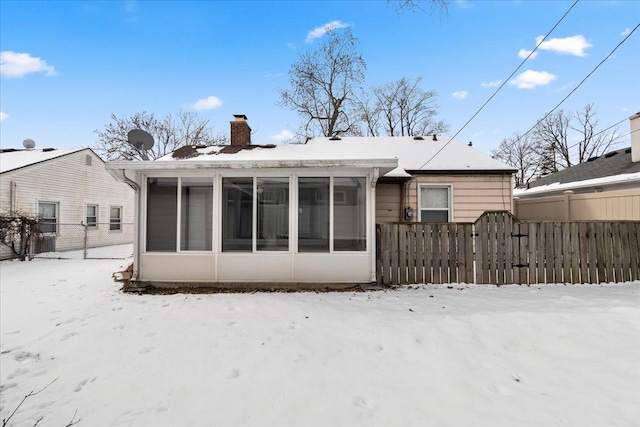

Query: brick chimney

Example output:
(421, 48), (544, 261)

(630, 112), (640, 163)
(230, 114), (251, 146)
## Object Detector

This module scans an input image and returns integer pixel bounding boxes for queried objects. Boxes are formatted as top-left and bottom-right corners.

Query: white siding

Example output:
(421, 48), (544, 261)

(0, 149), (134, 251)
(405, 174), (513, 223)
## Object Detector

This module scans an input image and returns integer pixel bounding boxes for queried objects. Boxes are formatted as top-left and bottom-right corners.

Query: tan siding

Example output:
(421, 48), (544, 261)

(405, 174), (513, 223)
(0, 150), (134, 250)
(514, 188), (640, 220)
(376, 183), (402, 223)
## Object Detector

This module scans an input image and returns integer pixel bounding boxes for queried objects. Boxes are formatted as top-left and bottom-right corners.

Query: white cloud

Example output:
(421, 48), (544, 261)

(264, 73), (283, 78)
(452, 91), (468, 100)
(190, 96), (223, 111)
(306, 21), (350, 43)
(0, 111), (8, 122)
(518, 48), (538, 59)
(0, 51), (57, 78)
(534, 35), (592, 57)
(270, 129), (295, 143)
(621, 28), (631, 36)
(509, 70), (557, 89)
(481, 80), (501, 88)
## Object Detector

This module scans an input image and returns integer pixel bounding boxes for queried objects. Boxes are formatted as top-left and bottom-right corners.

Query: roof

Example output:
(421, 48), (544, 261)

(151, 136), (515, 176)
(514, 147), (640, 197)
(0, 147), (90, 174)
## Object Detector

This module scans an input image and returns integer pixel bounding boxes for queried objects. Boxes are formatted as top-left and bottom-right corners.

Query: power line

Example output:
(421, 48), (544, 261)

(419, 0), (580, 169)
(515, 22), (640, 143)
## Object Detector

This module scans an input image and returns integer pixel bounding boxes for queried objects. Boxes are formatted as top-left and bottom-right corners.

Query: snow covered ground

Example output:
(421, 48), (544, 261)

(1, 258), (639, 427)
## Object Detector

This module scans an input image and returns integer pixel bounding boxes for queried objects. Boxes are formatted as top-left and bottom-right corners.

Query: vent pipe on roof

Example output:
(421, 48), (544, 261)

(432, 134), (438, 141)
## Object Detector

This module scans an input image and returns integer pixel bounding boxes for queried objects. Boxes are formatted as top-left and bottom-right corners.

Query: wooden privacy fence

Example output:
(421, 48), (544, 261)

(376, 211), (640, 286)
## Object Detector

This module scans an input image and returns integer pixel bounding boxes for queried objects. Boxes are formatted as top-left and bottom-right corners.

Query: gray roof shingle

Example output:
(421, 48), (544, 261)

(521, 147), (640, 189)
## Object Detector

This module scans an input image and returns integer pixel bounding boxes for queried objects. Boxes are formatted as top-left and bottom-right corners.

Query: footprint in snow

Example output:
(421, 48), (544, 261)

(112, 307), (123, 311)
(139, 347), (155, 355)
(7, 367), (29, 380)
(227, 369), (240, 379)
(74, 378), (89, 392)
(14, 351), (40, 363)
(60, 332), (78, 341)
(352, 395), (374, 409)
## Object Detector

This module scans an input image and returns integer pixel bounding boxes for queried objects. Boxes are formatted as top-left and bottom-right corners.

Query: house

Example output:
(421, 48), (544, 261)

(105, 115), (514, 290)
(514, 112), (640, 221)
(0, 146), (134, 258)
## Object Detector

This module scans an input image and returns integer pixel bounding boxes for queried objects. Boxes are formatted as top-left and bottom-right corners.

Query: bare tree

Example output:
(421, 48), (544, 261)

(494, 104), (621, 185)
(94, 110), (227, 161)
(363, 77), (449, 137)
(533, 104), (618, 171)
(491, 133), (542, 187)
(278, 27), (366, 138)
(387, 0), (449, 15)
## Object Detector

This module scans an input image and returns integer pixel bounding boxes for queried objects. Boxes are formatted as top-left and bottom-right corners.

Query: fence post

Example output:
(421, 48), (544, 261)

(83, 223), (88, 260)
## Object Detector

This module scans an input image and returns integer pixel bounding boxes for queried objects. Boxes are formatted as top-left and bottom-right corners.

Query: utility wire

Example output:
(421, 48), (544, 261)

(419, 0), (580, 169)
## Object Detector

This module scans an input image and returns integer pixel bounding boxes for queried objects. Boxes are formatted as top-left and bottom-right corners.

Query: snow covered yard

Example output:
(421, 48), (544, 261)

(1, 259), (639, 427)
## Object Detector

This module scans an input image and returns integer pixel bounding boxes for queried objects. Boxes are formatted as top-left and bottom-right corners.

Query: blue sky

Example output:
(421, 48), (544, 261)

(1, 0), (638, 157)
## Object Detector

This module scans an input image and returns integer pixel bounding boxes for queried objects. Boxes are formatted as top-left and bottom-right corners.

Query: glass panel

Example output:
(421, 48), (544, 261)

(86, 205), (97, 227)
(110, 207), (122, 231)
(146, 178), (177, 251)
(334, 177), (366, 251)
(222, 178), (253, 252)
(420, 210), (449, 223)
(180, 178), (213, 251)
(257, 178), (289, 251)
(298, 178), (329, 252)
(38, 203), (57, 233)
(421, 187), (449, 209)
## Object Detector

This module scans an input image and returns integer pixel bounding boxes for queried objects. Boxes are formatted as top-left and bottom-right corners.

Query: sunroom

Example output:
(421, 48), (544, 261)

(106, 156), (397, 290)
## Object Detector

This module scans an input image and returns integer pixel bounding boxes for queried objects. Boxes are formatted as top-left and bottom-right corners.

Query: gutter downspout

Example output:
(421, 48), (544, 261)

(370, 168), (380, 284)
(120, 170), (141, 282)
(10, 181), (16, 211)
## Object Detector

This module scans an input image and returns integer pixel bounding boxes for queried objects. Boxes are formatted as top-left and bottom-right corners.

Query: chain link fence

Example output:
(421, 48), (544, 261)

(31, 223), (134, 260)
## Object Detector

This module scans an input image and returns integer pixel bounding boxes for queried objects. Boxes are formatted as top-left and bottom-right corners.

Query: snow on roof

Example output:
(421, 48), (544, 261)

(513, 172), (640, 197)
(0, 148), (88, 174)
(154, 136), (514, 176)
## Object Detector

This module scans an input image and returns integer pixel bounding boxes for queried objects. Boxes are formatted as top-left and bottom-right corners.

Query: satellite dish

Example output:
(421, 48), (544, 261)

(23, 139), (36, 149)
(127, 129), (154, 150)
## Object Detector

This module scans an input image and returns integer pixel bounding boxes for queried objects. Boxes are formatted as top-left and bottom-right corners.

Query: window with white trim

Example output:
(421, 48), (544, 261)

(110, 206), (122, 231)
(298, 176), (366, 252)
(419, 185), (452, 223)
(222, 177), (290, 252)
(86, 205), (98, 228)
(38, 202), (58, 233)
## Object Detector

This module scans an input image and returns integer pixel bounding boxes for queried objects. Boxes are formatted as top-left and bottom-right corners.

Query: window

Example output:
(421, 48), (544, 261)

(110, 206), (122, 231)
(86, 205), (98, 228)
(257, 177), (289, 251)
(38, 202), (58, 233)
(180, 178), (213, 251)
(298, 177), (366, 252)
(334, 177), (366, 251)
(222, 177), (290, 252)
(85, 155), (92, 166)
(222, 178), (253, 252)
(419, 185), (452, 223)
(298, 178), (330, 252)
(147, 178), (178, 251)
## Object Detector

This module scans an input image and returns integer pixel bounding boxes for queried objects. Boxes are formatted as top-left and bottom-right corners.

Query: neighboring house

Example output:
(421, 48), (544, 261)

(106, 115), (514, 290)
(514, 112), (640, 221)
(0, 147), (134, 258)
